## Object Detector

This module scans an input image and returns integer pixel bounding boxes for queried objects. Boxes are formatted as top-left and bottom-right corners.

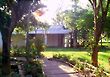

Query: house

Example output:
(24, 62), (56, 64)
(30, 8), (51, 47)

(29, 25), (70, 47)
(11, 34), (26, 47)
(0, 32), (2, 51)
(0, 32), (25, 48)
(0, 25), (71, 48)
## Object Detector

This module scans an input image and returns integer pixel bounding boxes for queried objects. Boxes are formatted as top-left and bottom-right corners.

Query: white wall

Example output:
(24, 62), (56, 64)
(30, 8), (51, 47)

(0, 32), (2, 51)
(11, 34), (26, 47)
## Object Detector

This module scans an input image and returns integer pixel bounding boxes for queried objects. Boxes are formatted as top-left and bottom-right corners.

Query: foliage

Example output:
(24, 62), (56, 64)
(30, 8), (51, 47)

(56, 9), (87, 30)
(53, 53), (90, 64)
(88, 0), (110, 66)
(10, 35), (46, 58)
(0, 0), (45, 76)
(11, 46), (26, 57)
(55, 5), (94, 47)
(76, 11), (94, 47)
(10, 72), (20, 77)
(23, 60), (44, 77)
(10, 46), (37, 58)
(34, 36), (46, 57)
(13, 27), (26, 34)
(104, 16), (110, 38)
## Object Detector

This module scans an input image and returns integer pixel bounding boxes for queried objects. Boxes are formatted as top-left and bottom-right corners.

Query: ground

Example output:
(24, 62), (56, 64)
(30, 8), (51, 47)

(42, 48), (110, 73)
(42, 58), (83, 77)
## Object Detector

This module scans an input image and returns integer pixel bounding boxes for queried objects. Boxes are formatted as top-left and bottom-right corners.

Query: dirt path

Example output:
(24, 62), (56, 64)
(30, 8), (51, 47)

(42, 58), (83, 77)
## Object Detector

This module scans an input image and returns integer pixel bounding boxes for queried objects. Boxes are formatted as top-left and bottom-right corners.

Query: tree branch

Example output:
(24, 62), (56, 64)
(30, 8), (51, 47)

(89, 0), (93, 5)
(89, 0), (94, 9)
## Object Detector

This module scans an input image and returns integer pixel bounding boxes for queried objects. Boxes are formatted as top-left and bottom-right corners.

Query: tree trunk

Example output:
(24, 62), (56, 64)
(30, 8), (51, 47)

(92, 18), (102, 67)
(25, 31), (31, 62)
(89, 0), (110, 67)
(1, 29), (11, 77)
(70, 32), (73, 48)
(100, 36), (103, 48)
(92, 45), (99, 67)
(70, 30), (77, 48)
(73, 29), (77, 48)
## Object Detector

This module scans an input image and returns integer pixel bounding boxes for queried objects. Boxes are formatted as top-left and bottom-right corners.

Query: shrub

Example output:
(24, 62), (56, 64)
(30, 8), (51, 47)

(34, 36), (46, 57)
(0, 67), (1, 77)
(23, 60), (44, 77)
(10, 72), (20, 77)
(52, 54), (110, 77)
(10, 46), (37, 58)
(10, 46), (27, 57)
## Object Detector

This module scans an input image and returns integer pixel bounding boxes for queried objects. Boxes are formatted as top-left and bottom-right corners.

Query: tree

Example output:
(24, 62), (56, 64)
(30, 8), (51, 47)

(88, 0), (110, 66)
(63, 10), (78, 47)
(0, 0), (45, 76)
(55, 7), (87, 48)
(0, 7), (12, 76)
(77, 11), (94, 46)
(104, 12), (110, 38)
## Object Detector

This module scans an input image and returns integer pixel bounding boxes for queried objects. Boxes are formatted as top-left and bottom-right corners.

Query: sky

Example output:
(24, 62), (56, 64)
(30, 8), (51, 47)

(34, 0), (89, 24)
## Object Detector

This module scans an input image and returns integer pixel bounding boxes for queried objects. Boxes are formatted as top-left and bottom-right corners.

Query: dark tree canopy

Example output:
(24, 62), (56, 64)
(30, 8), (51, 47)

(0, 0), (46, 76)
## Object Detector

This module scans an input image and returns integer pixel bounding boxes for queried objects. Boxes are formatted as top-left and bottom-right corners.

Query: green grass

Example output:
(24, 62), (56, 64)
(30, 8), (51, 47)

(43, 48), (86, 56)
(99, 42), (110, 47)
(42, 48), (110, 72)
(98, 52), (110, 71)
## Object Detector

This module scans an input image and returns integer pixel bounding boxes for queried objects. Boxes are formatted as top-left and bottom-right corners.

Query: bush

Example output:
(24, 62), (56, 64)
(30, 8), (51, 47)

(10, 72), (20, 77)
(10, 46), (27, 57)
(0, 67), (1, 77)
(52, 54), (110, 77)
(23, 60), (44, 77)
(34, 36), (46, 57)
(10, 46), (37, 58)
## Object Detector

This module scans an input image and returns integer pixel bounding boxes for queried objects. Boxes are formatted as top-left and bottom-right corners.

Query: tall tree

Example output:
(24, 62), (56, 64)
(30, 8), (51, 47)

(77, 11), (94, 46)
(0, 0), (45, 76)
(55, 9), (87, 48)
(88, 0), (110, 66)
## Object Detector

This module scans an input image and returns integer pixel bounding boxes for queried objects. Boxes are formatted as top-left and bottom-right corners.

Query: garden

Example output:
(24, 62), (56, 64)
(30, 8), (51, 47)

(0, 0), (110, 77)
(0, 45), (44, 77)
(42, 47), (110, 76)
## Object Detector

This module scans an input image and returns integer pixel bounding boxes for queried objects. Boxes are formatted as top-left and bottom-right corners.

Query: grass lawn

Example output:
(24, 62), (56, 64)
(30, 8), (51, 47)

(99, 42), (110, 47)
(42, 48), (110, 72)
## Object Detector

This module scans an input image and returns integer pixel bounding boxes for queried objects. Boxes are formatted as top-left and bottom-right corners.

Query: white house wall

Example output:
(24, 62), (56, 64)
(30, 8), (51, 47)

(0, 33), (26, 52)
(0, 32), (2, 51)
(11, 34), (26, 47)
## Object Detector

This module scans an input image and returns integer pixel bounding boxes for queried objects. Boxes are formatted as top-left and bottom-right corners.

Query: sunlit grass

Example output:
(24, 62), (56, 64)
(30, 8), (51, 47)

(98, 52), (110, 72)
(42, 48), (110, 72)
(99, 42), (110, 47)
